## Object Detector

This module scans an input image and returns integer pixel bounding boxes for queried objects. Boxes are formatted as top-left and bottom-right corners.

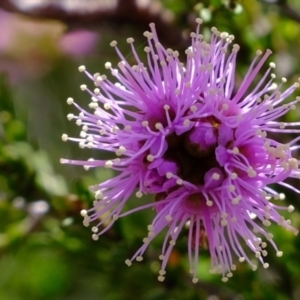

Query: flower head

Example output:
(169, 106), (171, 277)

(61, 18), (300, 282)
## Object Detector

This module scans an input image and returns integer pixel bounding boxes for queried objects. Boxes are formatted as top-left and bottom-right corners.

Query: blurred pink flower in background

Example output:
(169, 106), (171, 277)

(0, 9), (99, 83)
(59, 30), (99, 57)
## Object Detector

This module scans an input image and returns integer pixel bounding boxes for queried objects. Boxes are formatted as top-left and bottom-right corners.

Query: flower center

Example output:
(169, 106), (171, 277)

(164, 116), (224, 186)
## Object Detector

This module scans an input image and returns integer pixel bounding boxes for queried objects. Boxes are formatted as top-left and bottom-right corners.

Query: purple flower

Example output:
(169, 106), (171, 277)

(61, 18), (300, 283)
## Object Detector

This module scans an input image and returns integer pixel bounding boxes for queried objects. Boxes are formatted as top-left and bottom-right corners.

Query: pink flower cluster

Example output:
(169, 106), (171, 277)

(61, 19), (300, 283)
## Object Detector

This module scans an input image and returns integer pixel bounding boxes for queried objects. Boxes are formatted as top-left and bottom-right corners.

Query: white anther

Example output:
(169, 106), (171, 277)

(105, 160), (113, 168)
(78, 65), (86, 72)
(229, 185), (235, 192)
(110, 40), (117, 47)
(175, 88), (181, 95)
(220, 32), (229, 39)
(221, 212), (228, 219)
(80, 84), (87, 91)
(261, 242), (267, 248)
(99, 129), (106, 135)
(136, 191), (143, 198)
(147, 225), (154, 232)
(221, 219), (228, 226)
(67, 97), (74, 105)
(183, 119), (190, 127)
(92, 234), (99, 241)
(190, 105), (197, 112)
(222, 277), (228, 282)
(125, 259), (132, 266)
(239, 257), (245, 263)
(247, 167), (257, 178)
(288, 158), (298, 169)
(231, 172), (238, 180)
(148, 231), (154, 238)
(232, 44), (240, 52)
(232, 197), (239, 205)
(176, 179), (183, 185)
(155, 123), (163, 130)
(61, 134), (68, 141)
(92, 226), (98, 233)
(80, 209), (87, 217)
(279, 193), (286, 200)
(222, 103), (229, 110)
(172, 51), (179, 58)
(143, 31), (153, 39)
(147, 154), (154, 162)
(66, 113), (74, 120)
(232, 147), (239, 154)
(196, 18), (203, 24)
(111, 68), (121, 76)
(81, 129), (88, 137)
(111, 126), (119, 133)
(104, 103), (111, 110)
(212, 173), (220, 180)
(166, 172), (173, 179)
(84, 135), (94, 142)
(159, 270), (166, 275)
(89, 102), (98, 109)
(126, 37), (134, 43)
(105, 62), (112, 69)
(83, 216), (90, 227)
(95, 190), (103, 200)
(84, 158), (94, 170)
(169, 240), (176, 246)
(192, 278), (199, 284)
(116, 146), (126, 156)
(206, 200), (213, 207)
(165, 215), (172, 222)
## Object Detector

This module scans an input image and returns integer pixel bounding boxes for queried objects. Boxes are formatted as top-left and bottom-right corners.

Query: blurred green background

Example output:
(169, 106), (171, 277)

(1, 0), (300, 299)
